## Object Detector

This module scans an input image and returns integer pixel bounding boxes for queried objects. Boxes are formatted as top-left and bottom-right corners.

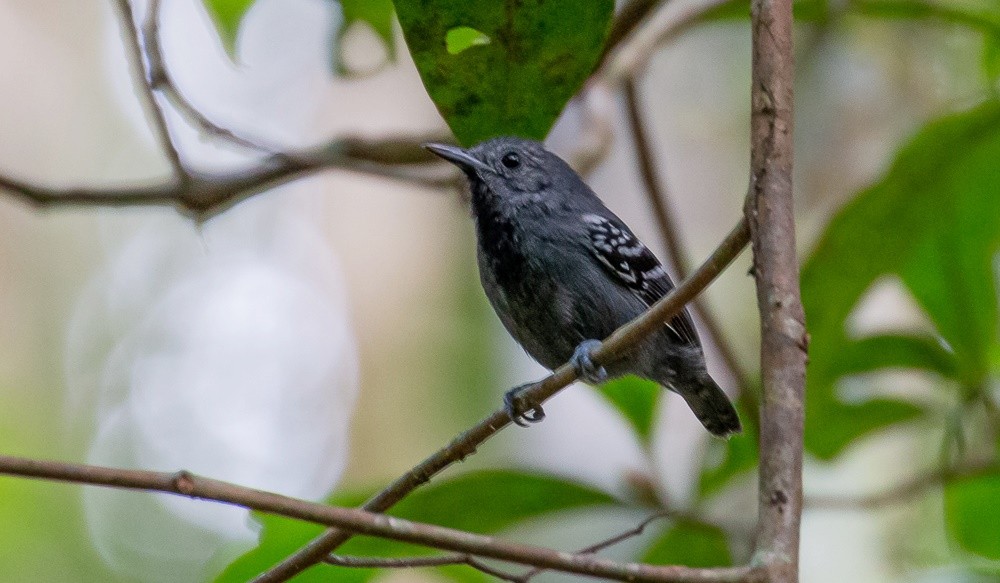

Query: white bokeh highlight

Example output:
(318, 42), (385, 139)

(69, 202), (359, 582)
(59, 0), (361, 580)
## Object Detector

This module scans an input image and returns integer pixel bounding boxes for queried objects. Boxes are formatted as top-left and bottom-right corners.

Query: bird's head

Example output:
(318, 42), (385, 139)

(424, 137), (582, 207)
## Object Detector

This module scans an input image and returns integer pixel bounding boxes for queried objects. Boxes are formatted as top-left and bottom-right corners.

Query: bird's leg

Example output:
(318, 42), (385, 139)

(502, 340), (606, 427)
(503, 382), (545, 427)
(571, 339), (607, 385)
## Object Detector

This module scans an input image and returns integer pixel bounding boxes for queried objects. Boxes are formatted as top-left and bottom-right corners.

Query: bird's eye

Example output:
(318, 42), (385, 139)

(501, 152), (521, 169)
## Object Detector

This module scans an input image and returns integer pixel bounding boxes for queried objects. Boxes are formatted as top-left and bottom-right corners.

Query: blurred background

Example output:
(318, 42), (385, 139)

(0, 0), (996, 581)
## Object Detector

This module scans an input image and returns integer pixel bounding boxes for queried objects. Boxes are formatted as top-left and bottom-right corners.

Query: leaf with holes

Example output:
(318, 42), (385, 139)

(393, 0), (614, 145)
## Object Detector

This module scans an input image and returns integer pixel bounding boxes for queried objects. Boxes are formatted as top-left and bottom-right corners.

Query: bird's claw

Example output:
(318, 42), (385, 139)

(571, 339), (607, 385)
(503, 383), (545, 427)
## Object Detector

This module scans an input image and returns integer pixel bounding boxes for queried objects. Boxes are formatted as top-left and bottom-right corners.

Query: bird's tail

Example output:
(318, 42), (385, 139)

(680, 376), (742, 438)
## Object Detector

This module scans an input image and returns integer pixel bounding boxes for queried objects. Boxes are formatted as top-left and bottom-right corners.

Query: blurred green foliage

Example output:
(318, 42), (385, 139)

(202, 0), (256, 53)
(598, 375), (661, 447)
(216, 470), (617, 582)
(801, 101), (1000, 459)
(641, 520), (732, 568)
(946, 470), (1000, 566)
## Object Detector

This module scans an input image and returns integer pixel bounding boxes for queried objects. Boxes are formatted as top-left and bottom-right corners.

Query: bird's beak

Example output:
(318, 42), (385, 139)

(423, 143), (493, 175)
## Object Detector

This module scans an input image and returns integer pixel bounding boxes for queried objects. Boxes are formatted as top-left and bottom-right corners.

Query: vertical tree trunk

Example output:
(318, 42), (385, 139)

(746, 0), (806, 580)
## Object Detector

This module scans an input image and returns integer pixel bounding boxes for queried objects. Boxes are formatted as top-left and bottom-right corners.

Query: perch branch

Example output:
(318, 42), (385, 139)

(253, 218), (750, 582)
(623, 78), (756, 413)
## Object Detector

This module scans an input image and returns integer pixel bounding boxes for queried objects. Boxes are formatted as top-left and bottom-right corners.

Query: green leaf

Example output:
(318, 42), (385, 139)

(983, 34), (1000, 88)
(641, 520), (732, 568)
(216, 470), (616, 582)
(393, 0), (614, 145)
(852, 0), (1000, 37)
(704, 0), (1000, 36)
(596, 375), (660, 446)
(202, 0), (256, 55)
(830, 334), (959, 379)
(801, 100), (1000, 459)
(336, 0), (397, 74)
(946, 470), (1000, 562)
(214, 488), (371, 583)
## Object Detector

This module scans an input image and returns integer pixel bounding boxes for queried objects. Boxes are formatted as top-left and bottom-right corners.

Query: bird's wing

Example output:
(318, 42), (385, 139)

(582, 213), (700, 346)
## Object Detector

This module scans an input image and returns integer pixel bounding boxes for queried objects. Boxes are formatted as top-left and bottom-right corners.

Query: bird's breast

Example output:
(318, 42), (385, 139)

(474, 206), (530, 290)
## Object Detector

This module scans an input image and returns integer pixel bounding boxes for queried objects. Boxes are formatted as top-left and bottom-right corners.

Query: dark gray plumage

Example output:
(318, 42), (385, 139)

(425, 137), (740, 437)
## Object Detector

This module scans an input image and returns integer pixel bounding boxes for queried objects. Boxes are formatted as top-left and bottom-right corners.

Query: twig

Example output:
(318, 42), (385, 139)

(252, 218), (751, 582)
(0, 135), (457, 218)
(322, 511), (702, 582)
(326, 554), (474, 568)
(325, 553), (523, 581)
(603, 0), (667, 64)
(622, 78), (756, 413)
(142, 0), (273, 153)
(0, 0), (457, 216)
(326, 554), (524, 582)
(743, 0), (802, 579)
(571, 0), (741, 177)
(596, 0), (741, 88)
(111, 0), (185, 178)
(516, 512), (672, 582)
(0, 455), (758, 583)
(806, 459), (997, 510)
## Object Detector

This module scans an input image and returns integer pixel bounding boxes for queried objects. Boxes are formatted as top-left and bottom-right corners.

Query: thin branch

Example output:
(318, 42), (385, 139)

(0, 1), (457, 216)
(517, 513), (671, 582)
(744, 0), (801, 580)
(806, 460), (997, 511)
(252, 218), (750, 582)
(0, 455), (758, 583)
(595, 0), (742, 88)
(0, 135), (457, 218)
(622, 78), (757, 427)
(142, 0), (272, 153)
(330, 554), (526, 583)
(571, 0), (742, 176)
(602, 0), (667, 64)
(326, 555), (471, 568)
(111, 0), (185, 178)
(325, 553), (524, 582)
(323, 512), (703, 582)
(333, 553), (522, 581)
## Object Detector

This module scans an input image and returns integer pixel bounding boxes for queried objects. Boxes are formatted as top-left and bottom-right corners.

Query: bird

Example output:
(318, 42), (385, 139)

(424, 137), (741, 437)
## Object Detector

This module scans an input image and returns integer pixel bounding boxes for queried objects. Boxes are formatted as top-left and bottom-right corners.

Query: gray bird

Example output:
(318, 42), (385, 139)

(425, 137), (741, 437)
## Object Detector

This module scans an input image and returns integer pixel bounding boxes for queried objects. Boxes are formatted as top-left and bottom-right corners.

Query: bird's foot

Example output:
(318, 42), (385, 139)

(571, 339), (607, 385)
(503, 382), (545, 427)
